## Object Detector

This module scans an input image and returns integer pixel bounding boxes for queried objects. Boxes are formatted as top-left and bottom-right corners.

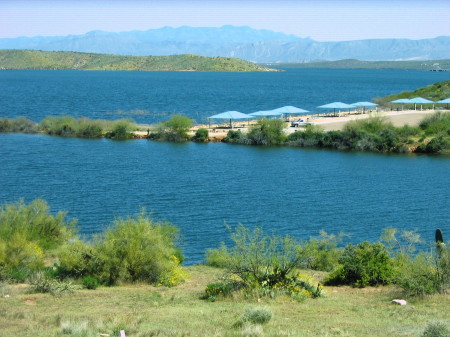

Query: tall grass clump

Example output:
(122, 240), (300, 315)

(421, 321), (450, 337)
(419, 111), (450, 136)
(0, 199), (76, 280)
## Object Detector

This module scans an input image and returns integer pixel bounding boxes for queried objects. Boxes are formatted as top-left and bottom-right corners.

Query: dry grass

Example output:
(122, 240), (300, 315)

(0, 265), (448, 337)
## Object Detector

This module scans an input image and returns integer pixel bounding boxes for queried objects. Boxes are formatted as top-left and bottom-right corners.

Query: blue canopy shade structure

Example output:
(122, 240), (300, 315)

(390, 98), (412, 110)
(409, 97), (434, 110)
(318, 102), (355, 115)
(409, 97), (433, 104)
(249, 110), (283, 117)
(351, 102), (379, 107)
(208, 111), (253, 128)
(437, 98), (450, 103)
(390, 99), (412, 104)
(271, 106), (309, 114)
(351, 101), (378, 113)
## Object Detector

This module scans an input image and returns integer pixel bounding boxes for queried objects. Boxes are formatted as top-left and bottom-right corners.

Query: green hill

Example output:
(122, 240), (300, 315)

(266, 59), (450, 70)
(374, 80), (450, 104)
(0, 50), (277, 72)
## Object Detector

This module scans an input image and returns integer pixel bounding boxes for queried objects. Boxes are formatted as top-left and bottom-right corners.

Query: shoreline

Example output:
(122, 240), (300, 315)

(167, 108), (443, 142)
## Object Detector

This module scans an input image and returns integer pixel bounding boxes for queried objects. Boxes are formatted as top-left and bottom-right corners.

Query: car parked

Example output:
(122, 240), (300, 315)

(291, 118), (310, 127)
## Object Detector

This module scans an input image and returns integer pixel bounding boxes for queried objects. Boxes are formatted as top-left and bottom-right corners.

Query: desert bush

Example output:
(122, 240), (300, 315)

(422, 135), (450, 154)
(421, 321), (450, 337)
(324, 241), (394, 287)
(105, 119), (136, 140)
(56, 239), (96, 279)
(204, 225), (322, 299)
(29, 271), (78, 296)
(299, 231), (344, 272)
(419, 111), (450, 135)
(205, 243), (231, 268)
(75, 118), (103, 138)
(223, 129), (251, 144)
(246, 119), (286, 145)
(0, 199), (76, 280)
(204, 280), (240, 300)
(192, 127), (209, 142)
(92, 212), (186, 286)
(0, 118), (12, 132)
(39, 116), (77, 137)
(149, 114), (193, 142)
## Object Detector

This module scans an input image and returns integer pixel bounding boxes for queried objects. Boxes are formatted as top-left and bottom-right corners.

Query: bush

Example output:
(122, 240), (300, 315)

(204, 225), (323, 300)
(223, 130), (251, 144)
(204, 280), (239, 300)
(105, 119), (136, 140)
(29, 272), (78, 296)
(299, 231), (344, 272)
(149, 114), (193, 142)
(205, 244), (231, 268)
(422, 321), (450, 337)
(419, 111), (450, 135)
(82, 276), (100, 290)
(192, 128), (209, 142)
(246, 119), (286, 145)
(0, 199), (76, 280)
(92, 212), (186, 286)
(324, 241), (394, 287)
(39, 116), (77, 137)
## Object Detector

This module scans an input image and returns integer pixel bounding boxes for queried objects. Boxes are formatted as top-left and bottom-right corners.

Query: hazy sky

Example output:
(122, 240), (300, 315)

(1, 0), (449, 41)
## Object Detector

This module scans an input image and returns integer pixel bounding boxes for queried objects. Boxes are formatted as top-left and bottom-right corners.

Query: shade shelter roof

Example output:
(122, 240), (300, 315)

(350, 102), (379, 107)
(409, 97), (434, 104)
(437, 98), (450, 103)
(318, 102), (355, 109)
(271, 106), (309, 114)
(390, 99), (412, 104)
(249, 110), (283, 117)
(208, 111), (253, 120)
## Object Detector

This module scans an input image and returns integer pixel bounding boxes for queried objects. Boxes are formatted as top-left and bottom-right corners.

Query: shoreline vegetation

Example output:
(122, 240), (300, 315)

(0, 198), (449, 336)
(0, 50), (277, 72)
(1, 109), (450, 154)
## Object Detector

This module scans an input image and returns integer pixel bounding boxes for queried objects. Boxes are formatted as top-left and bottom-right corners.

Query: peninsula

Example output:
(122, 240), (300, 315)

(0, 50), (276, 72)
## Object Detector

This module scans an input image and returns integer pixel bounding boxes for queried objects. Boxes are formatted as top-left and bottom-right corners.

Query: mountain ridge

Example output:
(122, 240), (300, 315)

(1, 26), (449, 62)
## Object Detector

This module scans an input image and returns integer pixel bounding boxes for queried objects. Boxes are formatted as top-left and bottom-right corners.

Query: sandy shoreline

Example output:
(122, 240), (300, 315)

(133, 109), (446, 140)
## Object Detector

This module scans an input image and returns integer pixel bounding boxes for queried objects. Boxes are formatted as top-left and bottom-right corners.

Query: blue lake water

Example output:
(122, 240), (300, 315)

(1, 69), (449, 124)
(0, 69), (449, 264)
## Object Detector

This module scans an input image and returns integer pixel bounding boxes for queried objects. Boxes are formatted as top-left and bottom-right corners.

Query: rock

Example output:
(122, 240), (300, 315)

(392, 299), (407, 305)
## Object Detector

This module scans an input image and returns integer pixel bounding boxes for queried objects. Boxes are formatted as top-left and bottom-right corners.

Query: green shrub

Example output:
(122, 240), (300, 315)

(299, 231), (344, 272)
(0, 199), (76, 280)
(324, 241), (394, 287)
(223, 129), (250, 144)
(75, 119), (103, 138)
(56, 239), (96, 279)
(204, 280), (239, 300)
(105, 119), (136, 140)
(205, 244), (231, 268)
(0, 117), (38, 133)
(419, 111), (450, 135)
(82, 276), (100, 290)
(0, 118), (12, 132)
(39, 116), (77, 137)
(92, 212), (185, 286)
(246, 119), (286, 145)
(421, 321), (450, 337)
(424, 136), (450, 154)
(149, 114), (193, 142)
(192, 128), (209, 142)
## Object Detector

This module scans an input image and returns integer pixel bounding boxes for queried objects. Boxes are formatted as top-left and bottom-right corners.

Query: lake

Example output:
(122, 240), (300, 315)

(0, 69), (449, 263)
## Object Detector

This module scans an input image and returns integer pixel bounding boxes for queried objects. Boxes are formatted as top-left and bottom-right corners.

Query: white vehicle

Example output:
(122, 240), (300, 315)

(290, 118), (310, 127)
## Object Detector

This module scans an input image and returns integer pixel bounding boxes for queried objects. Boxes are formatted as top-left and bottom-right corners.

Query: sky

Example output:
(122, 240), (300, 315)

(1, 0), (449, 41)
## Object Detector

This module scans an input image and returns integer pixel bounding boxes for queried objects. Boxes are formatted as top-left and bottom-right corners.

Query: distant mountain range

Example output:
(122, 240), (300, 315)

(1, 25), (449, 63)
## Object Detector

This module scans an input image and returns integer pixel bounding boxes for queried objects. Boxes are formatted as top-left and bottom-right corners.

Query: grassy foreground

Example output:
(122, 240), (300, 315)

(1, 265), (448, 337)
